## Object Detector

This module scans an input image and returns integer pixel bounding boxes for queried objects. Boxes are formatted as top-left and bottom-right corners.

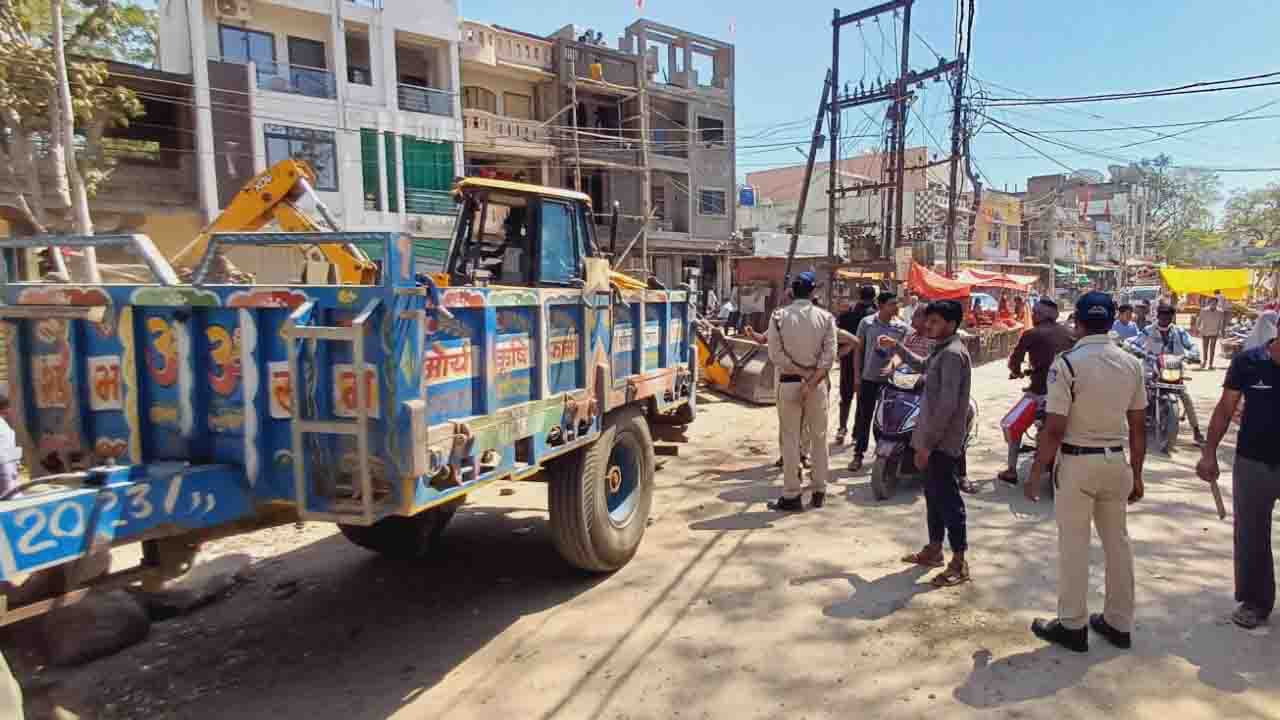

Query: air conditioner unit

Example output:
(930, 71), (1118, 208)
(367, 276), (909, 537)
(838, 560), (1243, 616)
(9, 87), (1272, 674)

(216, 0), (253, 22)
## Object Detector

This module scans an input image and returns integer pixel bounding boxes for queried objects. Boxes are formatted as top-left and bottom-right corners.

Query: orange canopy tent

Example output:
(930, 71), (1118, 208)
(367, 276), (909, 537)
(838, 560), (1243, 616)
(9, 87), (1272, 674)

(955, 268), (1035, 292)
(907, 262), (971, 300)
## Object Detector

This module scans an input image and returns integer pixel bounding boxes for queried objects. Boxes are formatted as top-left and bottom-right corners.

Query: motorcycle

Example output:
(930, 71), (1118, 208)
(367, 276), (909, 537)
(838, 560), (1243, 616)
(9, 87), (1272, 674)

(870, 366), (979, 500)
(1146, 352), (1187, 454)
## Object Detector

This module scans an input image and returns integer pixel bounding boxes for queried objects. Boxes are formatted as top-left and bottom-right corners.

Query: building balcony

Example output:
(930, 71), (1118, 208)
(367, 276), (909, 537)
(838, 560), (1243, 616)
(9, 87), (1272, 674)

(461, 21), (554, 73)
(215, 57), (336, 99)
(463, 109), (552, 157)
(398, 83), (453, 116)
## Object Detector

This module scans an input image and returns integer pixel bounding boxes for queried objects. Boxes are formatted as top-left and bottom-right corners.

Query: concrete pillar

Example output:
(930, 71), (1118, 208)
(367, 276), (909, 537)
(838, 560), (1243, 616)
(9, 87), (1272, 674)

(540, 158), (550, 185)
(330, 0), (353, 224)
(247, 63), (266, 173)
(383, 24), (399, 108)
(187, 0), (218, 221)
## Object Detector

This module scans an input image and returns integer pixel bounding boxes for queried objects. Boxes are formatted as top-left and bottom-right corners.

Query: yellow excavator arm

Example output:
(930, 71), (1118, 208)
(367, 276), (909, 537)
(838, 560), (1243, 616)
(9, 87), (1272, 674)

(169, 159), (377, 284)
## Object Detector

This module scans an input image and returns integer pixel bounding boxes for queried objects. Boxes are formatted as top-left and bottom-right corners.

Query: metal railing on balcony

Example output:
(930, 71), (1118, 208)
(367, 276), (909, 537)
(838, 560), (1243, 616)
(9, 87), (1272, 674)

(398, 83), (452, 116)
(215, 57), (336, 99)
(404, 188), (454, 215)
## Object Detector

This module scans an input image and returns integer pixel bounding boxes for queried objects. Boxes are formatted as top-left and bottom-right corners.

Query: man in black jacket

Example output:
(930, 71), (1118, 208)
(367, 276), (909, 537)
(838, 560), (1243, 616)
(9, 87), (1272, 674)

(835, 285), (877, 445)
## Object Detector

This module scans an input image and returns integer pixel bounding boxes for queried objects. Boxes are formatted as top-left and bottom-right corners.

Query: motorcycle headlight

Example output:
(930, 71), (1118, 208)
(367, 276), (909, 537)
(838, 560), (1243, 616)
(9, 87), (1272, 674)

(1160, 368), (1182, 383)
(891, 372), (920, 390)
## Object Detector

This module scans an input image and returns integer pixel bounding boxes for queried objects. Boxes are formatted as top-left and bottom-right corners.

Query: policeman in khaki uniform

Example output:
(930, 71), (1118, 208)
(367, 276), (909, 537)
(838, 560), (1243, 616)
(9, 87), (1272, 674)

(766, 271), (837, 511)
(1026, 292), (1148, 653)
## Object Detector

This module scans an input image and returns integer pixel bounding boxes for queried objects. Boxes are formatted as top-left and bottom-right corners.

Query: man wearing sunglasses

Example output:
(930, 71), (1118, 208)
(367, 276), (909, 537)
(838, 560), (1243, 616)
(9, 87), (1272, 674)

(1126, 304), (1205, 447)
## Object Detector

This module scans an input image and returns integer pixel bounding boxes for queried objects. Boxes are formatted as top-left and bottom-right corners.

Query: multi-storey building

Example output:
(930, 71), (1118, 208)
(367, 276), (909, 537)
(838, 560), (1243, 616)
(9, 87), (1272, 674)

(458, 21), (557, 184)
(739, 147), (955, 264)
(625, 20), (736, 295)
(969, 190), (1023, 263)
(159, 0), (464, 250)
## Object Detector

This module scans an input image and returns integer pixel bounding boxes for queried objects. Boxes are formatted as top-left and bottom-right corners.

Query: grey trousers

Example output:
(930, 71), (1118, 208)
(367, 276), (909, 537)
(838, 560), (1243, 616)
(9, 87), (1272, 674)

(1234, 455), (1280, 616)
(1177, 387), (1203, 437)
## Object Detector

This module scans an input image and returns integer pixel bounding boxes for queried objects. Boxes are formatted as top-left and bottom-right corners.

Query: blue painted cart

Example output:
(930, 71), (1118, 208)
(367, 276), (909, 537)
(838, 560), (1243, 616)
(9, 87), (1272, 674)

(0, 190), (695, 619)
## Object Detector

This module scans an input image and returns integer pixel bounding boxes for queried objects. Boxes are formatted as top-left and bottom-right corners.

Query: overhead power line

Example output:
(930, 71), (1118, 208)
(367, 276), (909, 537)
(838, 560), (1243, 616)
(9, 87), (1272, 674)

(978, 70), (1280, 107)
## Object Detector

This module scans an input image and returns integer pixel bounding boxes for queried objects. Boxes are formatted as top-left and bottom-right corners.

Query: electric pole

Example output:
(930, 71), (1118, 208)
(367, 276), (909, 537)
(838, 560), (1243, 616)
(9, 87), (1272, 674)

(784, 70), (834, 285)
(890, 0), (912, 260)
(944, 52), (965, 277)
(828, 8), (841, 261)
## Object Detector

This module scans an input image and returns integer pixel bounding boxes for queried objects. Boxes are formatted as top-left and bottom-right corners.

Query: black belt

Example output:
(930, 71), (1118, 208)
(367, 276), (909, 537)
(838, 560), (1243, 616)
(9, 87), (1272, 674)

(779, 374), (804, 383)
(1061, 443), (1124, 456)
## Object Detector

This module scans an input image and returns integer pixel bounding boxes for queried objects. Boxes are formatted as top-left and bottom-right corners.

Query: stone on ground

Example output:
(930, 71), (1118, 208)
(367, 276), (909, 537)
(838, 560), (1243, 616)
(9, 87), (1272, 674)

(44, 590), (150, 667)
(138, 553), (251, 620)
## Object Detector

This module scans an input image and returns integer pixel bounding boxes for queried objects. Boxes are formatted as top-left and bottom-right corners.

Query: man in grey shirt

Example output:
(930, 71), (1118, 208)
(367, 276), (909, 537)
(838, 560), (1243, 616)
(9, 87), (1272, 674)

(901, 300), (973, 587)
(848, 293), (909, 471)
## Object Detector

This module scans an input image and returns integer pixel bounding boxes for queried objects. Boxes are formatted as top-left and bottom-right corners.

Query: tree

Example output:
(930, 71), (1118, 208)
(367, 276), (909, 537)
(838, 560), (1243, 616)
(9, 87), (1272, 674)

(1132, 154), (1221, 256)
(0, 0), (144, 242)
(1222, 184), (1280, 248)
(1162, 227), (1226, 266)
(15, 0), (157, 66)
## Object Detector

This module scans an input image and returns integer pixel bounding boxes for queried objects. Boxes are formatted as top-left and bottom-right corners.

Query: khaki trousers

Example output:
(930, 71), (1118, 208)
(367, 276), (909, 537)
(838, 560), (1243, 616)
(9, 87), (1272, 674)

(1055, 450), (1135, 632)
(777, 380), (830, 498)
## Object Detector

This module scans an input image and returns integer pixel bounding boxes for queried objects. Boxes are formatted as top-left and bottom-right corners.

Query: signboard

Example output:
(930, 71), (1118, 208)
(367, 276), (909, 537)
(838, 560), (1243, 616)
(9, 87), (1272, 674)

(738, 185), (756, 208)
(333, 364), (380, 419)
(268, 361), (292, 419)
(87, 355), (123, 411)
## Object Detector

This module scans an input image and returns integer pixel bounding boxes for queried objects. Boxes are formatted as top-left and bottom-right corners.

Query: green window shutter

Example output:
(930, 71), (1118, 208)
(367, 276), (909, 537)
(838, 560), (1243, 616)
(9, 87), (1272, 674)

(414, 237), (450, 273)
(402, 138), (455, 214)
(385, 132), (399, 213)
(360, 129), (380, 211)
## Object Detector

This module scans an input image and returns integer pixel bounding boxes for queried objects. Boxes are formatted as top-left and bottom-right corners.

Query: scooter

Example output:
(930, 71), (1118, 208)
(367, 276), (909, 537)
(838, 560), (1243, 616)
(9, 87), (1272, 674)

(870, 366), (979, 500)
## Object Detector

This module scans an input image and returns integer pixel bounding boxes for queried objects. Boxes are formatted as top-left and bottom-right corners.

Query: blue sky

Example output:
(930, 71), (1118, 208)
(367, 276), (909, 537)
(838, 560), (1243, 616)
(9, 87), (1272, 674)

(461, 0), (1280, 203)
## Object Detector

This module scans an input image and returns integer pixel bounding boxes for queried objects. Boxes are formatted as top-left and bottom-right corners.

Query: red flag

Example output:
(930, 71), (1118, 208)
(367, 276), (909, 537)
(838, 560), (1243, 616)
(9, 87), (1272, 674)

(636, 0), (645, 9)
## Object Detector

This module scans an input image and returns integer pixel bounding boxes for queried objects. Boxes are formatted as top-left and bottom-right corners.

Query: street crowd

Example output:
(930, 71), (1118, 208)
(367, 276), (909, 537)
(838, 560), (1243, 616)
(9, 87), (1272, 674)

(763, 272), (1280, 650)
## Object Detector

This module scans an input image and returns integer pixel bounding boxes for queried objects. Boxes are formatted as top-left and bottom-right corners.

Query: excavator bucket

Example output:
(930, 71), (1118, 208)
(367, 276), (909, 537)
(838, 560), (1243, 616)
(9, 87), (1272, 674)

(694, 322), (776, 405)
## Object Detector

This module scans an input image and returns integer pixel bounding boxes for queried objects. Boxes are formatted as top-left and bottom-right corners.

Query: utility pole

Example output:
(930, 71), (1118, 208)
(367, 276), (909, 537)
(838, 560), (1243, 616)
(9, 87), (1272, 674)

(1047, 178), (1061, 298)
(566, 47), (582, 193)
(783, 70), (833, 285)
(890, 0), (912, 260)
(944, 52), (965, 277)
(831, 1), (918, 263)
(638, 63), (652, 274)
(828, 8), (841, 261)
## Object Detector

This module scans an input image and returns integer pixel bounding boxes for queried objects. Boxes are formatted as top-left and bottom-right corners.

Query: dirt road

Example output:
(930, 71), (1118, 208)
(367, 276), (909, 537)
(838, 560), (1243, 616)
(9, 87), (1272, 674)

(8, 356), (1278, 719)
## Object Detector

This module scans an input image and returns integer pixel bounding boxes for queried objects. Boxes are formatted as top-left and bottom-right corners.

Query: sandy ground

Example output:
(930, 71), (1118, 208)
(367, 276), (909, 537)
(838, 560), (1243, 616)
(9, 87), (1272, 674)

(5, 354), (1279, 720)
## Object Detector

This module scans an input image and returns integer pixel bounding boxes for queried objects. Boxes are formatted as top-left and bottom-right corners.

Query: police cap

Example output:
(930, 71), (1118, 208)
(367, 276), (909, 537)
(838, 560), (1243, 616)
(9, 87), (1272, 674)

(1075, 291), (1116, 324)
(792, 271), (817, 295)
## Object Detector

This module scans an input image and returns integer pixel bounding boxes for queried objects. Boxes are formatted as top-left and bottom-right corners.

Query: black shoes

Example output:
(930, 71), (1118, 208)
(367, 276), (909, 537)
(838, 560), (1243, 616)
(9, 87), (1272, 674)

(1031, 618), (1088, 653)
(1033, 615), (1134, 652)
(848, 454), (864, 472)
(1232, 603), (1268, 629)
(1090, 613), (1132, 649)
(810, 491), (826, 509)
(768, 495), (804, 512)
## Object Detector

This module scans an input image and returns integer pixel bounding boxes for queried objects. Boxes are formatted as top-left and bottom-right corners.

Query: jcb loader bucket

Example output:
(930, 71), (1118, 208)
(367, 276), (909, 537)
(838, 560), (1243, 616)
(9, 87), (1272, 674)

(694, 324), (776, 405)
